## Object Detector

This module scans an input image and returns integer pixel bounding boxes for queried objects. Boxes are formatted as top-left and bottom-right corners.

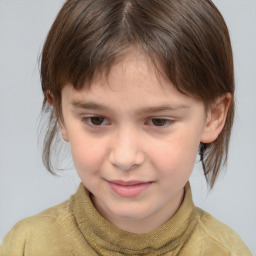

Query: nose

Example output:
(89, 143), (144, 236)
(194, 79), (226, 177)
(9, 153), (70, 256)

(109, 128), (145, 171)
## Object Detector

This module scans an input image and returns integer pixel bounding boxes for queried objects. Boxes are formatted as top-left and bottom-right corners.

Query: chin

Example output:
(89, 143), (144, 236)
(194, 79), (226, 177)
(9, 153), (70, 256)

(110, 204), (152, 220)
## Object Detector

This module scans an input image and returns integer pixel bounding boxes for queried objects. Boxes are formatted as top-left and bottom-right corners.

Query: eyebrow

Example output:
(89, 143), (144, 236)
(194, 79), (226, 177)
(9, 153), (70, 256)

(71, 100), (189, 114)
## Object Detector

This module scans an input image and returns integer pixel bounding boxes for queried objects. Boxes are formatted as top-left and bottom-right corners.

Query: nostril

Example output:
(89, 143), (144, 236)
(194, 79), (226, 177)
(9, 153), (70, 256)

(114, 163), (137, 171)
(109, 150), (145, 171)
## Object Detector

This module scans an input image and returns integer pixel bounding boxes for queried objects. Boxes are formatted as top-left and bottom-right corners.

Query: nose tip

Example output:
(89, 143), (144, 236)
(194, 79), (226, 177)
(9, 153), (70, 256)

(109, 139), (145, 171)
(113, 161), (137, 171)
(109, 150), (144, 171)
(109, 128), (145, 170)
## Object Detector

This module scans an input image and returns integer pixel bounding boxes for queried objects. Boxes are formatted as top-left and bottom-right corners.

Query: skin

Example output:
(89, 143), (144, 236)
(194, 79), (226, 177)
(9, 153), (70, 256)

(59, 49), (231, 233)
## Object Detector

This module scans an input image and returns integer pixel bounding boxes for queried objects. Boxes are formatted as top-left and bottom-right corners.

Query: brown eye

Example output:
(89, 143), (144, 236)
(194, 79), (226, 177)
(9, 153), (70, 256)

(90, 116), (105, 125)
(151, 119), (170, 126)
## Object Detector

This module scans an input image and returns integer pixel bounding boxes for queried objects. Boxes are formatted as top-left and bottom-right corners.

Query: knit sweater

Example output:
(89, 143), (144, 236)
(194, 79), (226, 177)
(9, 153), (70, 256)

(0, 183), (252, 256)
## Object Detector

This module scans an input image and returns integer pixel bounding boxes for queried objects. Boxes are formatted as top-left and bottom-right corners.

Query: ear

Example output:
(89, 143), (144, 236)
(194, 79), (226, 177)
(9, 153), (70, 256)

(46, 90), (54, 105)
(201, 93), (232, 143)
(46, 91), (69, 142)
(59, 120), (69, 142)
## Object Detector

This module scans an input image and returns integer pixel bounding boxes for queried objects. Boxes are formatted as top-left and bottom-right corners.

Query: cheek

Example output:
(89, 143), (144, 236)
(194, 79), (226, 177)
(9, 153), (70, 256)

(69, 134), (106, 173)
(149, 132), (200, 176)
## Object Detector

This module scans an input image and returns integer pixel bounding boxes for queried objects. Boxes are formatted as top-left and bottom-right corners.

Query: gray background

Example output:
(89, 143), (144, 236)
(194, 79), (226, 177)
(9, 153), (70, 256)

(0, 0), (255, 254)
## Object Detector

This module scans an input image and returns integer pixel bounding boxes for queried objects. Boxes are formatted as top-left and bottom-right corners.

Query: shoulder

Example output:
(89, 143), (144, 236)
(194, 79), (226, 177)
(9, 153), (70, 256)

(195, 207), (252, 256)
(11, 199), (71, 233)
(0, 199), (75, 255)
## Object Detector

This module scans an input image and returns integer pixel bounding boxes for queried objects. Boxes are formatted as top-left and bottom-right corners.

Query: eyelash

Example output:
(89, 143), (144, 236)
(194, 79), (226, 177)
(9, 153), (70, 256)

(81, 116), (110, 128)
(81, 116), (173, 130)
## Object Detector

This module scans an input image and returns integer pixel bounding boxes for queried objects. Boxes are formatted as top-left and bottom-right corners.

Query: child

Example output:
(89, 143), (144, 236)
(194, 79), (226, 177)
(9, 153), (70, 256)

(0, 0), (252, 255)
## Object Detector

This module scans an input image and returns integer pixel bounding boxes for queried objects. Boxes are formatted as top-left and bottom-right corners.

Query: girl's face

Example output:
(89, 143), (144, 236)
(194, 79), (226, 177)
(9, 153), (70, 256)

(60, 49), (210, 233)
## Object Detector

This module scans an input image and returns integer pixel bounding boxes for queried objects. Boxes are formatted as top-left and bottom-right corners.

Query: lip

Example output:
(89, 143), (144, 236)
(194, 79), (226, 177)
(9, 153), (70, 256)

(107, 180), (153, 197)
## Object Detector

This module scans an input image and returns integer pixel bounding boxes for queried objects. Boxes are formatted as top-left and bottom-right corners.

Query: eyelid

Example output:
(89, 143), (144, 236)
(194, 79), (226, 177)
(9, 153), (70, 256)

(147, 118), (174, 128)
(80, 115), (175, 130)
(81, 115), (110, 128)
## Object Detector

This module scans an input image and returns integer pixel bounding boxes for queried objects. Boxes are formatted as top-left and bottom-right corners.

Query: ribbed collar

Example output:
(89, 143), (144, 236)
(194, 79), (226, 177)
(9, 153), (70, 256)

(70, 183), (198, 255)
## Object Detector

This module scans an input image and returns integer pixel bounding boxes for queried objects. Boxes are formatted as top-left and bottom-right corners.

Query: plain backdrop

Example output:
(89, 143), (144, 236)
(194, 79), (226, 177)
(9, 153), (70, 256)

(0, 0), (255, 254)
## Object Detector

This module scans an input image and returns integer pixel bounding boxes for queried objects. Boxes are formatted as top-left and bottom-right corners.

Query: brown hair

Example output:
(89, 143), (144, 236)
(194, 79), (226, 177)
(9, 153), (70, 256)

(40, 0), (234, 188)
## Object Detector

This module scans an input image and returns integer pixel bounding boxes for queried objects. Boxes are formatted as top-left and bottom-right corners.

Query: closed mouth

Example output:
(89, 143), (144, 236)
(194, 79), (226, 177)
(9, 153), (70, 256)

(107, 180), (153, 197)
(108, 180), (152, 186)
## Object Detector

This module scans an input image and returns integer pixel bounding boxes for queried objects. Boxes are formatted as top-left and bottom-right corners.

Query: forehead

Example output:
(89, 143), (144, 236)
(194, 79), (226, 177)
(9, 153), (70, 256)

(62, 48), (198, 109)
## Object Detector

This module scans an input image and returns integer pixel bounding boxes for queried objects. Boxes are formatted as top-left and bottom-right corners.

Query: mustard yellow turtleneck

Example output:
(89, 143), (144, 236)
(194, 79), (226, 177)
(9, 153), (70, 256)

(0, 183), (252, 255)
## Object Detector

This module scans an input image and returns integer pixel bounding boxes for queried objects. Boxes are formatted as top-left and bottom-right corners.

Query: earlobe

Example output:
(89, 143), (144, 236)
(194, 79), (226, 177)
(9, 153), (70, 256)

(201, 93), (232, 143)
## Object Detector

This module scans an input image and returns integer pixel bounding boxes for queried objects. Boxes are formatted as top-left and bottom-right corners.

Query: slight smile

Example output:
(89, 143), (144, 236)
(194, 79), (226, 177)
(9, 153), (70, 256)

(107, 180), (153, 197)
